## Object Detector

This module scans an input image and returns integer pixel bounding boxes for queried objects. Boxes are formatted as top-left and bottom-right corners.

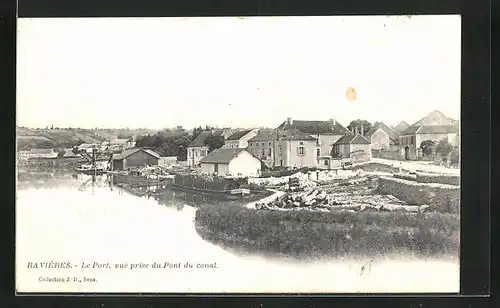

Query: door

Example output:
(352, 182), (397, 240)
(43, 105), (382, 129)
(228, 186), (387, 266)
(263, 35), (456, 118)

(214, 163), (219, 174)
(404, 146), (410, 160)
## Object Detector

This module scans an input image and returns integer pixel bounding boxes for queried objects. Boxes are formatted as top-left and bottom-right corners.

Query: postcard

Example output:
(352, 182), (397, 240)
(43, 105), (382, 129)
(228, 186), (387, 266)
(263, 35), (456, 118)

(16, 15), (461, 293)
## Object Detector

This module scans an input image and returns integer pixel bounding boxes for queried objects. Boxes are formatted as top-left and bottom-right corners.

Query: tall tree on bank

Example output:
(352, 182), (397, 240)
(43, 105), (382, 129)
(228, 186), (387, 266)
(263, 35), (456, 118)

(204, 134), (225, 153)
(347, 119), (372, 136)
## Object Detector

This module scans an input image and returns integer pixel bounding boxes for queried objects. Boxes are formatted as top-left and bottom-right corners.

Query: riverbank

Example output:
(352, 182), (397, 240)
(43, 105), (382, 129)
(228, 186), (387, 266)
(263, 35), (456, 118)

(195, 204), (459, 260)
(194, 167), (460, 260)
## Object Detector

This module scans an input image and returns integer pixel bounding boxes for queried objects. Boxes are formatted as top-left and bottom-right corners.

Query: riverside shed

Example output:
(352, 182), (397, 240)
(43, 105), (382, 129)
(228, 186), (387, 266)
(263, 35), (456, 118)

(199, 148), (261, 177)
(112, 148), (161, 171)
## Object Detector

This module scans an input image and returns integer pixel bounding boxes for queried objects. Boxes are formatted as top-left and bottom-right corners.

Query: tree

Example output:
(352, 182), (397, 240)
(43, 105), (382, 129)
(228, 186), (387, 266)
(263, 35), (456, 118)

(435, 138), (453, 158)
(204, 133), (224, 153)
(420, 140), (436, 157)
(450, 148), (460, 166)
(347, 119), (372, 136)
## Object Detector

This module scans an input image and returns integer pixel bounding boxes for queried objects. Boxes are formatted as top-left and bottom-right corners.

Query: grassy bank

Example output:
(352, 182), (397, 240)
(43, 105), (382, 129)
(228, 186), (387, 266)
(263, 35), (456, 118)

(195, 204), (459, 260)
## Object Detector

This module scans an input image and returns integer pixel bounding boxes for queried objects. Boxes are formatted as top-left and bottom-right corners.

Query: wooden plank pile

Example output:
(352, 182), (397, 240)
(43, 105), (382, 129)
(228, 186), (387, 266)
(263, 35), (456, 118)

(255, 183), (434, 213)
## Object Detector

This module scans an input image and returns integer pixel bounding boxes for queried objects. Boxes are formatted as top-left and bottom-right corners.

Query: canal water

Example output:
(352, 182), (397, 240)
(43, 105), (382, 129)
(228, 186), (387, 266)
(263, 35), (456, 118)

(16, 172), (459, 293)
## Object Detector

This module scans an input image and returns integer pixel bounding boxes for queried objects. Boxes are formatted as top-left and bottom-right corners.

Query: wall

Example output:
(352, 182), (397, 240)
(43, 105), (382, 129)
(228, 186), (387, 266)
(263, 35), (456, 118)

(228, 151), (262, 177)
(248, 139), (274, 167)
(281, 139), (317, 168)
(416, 173), (460, 185)
(377, 176), (460, 214)
(370, 129), (390, 150)
(223, 140), (239, 149)
(349, 144), (372, 162)
(123, 150), (159, 169)
(372, 146), (402, 160)
(316, 158), (342, 169)
(200, 162), (229, 175)
(187, 146), (209, 167)
(113, 159), (124, 170)
(158, 157), (178, 166)
(399, 135), (418, 160)
(317, 134), (342, 157)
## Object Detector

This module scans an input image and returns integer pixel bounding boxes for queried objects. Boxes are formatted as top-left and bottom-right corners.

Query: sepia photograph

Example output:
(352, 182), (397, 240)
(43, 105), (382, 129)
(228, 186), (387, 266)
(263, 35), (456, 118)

(16, 15), (461, 293)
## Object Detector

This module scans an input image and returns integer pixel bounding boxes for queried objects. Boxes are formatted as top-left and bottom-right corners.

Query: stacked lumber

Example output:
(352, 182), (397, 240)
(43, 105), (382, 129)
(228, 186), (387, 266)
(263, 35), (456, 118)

(254, 187), (434, 213)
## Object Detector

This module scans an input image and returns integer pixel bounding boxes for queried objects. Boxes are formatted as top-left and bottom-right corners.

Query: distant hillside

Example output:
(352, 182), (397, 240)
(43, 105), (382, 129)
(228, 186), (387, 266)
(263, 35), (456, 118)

(16, 127), (158, 150)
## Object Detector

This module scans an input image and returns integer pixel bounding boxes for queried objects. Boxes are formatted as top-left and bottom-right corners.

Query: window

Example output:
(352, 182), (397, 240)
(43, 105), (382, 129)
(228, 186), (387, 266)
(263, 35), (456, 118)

(299, 141), (304, 145)
(298, 146), (305, 156)
(324, 160), (329, 166)
(269, 142), (271, 146)
(316, 148), (320, 157)
(279, 146), (283, 155)
(268, 148), (272, 157)
(250, 142), (253, 146)
(262, 148), (265, 156)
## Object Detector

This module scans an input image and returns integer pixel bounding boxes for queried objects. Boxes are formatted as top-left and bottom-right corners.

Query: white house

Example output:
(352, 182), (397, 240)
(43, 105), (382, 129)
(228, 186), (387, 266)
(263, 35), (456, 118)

(222, 129), (259, 149)
(199, 148), (262, 177)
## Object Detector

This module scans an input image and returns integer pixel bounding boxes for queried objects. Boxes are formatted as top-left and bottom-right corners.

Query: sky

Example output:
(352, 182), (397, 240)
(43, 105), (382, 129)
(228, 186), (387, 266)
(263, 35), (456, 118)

(17, 16), (461, 130)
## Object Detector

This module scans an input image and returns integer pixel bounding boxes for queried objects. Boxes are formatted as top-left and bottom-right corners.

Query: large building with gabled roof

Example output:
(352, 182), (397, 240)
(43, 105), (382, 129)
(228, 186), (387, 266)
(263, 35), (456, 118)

(276, 117), (352, 161)
(398, 110), (459, 160)
(366, 122), (399, 150)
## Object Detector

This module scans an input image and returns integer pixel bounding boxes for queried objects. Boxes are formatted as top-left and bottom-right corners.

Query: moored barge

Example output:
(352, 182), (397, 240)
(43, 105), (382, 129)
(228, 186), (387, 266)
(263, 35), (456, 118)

(170, 173), (257, 200)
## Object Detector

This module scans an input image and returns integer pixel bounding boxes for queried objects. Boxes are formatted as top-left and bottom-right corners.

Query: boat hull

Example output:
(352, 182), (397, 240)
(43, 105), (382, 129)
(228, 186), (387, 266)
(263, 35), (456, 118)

(169, 183), (249, 200)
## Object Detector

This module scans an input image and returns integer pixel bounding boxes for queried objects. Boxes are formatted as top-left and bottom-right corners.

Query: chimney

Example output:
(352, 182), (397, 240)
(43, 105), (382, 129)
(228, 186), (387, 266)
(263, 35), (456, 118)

(360, 123), (364, 136)
(354, 127), (358, 135)
(329, 118), (336, 126)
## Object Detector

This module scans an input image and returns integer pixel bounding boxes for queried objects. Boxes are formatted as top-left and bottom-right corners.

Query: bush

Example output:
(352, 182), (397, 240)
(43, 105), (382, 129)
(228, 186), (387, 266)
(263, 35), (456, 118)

(435, 138), (453, 158)
(420, 140), (436, 157)
(450, 148), (460, 165)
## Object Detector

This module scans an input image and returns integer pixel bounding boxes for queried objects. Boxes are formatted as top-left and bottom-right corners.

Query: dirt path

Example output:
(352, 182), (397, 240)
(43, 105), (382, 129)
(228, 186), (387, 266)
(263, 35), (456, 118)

(372, 158), (460, 175)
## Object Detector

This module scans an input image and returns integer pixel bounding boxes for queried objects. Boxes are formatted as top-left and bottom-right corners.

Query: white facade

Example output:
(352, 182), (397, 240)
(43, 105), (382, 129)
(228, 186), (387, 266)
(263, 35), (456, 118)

(222, 129), (259, 149)
(200, 151), (261, 177)
(187, 146), (210, 167)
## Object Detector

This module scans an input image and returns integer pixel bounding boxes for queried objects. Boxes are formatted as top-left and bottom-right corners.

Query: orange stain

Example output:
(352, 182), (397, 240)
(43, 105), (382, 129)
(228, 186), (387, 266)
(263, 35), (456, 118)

(346, 87), (357, 102)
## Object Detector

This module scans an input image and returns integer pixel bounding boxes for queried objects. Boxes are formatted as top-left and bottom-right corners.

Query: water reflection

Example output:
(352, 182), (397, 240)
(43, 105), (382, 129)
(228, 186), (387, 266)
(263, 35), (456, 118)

(16, 170), (459, 293)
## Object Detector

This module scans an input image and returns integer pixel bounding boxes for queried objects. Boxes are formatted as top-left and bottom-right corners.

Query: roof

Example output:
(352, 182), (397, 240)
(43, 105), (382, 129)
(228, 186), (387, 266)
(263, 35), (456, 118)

(111, 139), (129, 144)
(112, 148), (161, 160)
(401, 123), (459, 135)
(280, 130), (317, 141)
(412, 110), (457, 126)
(277, 119), (351, 135)
(199, 148), (249, 164)
(416, 125), (459, 134)
(188, 131), (222, 147)
(30, 148), (55, 154)
(366, 122), (397, 140)
(393, 121), (410, 133)
(334, 134), (371, 145)
(249, 130), (275, 142)
(78, 143), (97, 148)
(226, 129), (253, 141)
